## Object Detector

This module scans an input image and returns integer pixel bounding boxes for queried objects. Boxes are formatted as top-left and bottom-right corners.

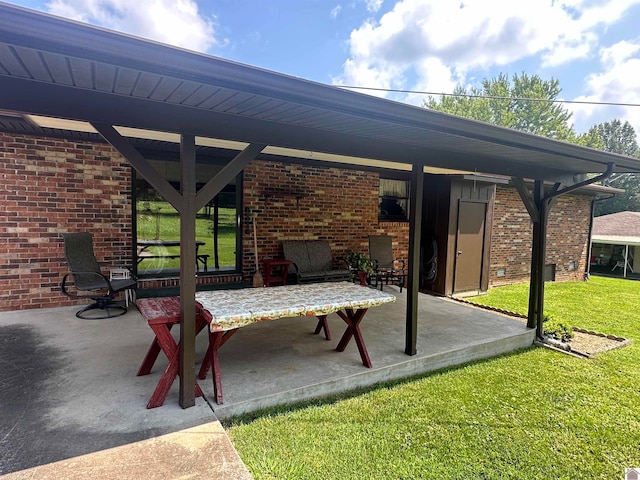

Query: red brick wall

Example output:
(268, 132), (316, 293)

(0, 139), (409, 311)
(242, 160), (409, 282)
(489, 185), (590, 286)
(0, 134), (132, 310)
(0, 133), (591, 310)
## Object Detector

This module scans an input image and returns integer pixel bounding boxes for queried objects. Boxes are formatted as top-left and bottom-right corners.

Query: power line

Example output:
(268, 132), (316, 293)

(337, 85), (640, 108)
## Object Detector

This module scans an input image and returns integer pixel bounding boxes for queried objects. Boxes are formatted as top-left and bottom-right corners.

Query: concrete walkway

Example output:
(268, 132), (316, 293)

(1, 422), (252, 480)
(0, 288), (534, 477)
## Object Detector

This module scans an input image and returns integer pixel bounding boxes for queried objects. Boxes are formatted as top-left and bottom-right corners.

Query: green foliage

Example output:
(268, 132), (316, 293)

(425, 72), (577, 141)
(344, 251), (374, 274)
(589, 119), (640, 216)
(542, 314), (574, 342)
(228, 277), (640, 479)
(589, 119), (639, 157)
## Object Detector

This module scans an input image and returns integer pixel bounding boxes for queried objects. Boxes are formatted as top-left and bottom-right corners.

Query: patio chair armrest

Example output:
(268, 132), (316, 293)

(288, 261), (303, 281)
(61, 271), (112, 295)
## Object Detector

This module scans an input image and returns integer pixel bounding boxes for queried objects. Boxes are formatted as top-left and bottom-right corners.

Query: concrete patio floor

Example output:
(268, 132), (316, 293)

(0, 288), (534, 478)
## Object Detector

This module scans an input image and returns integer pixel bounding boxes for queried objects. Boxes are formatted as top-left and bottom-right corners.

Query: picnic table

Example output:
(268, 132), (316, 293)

(136, 239), (209, 272)
(136, 282), (395, 407)
(196, 282), (395, 404)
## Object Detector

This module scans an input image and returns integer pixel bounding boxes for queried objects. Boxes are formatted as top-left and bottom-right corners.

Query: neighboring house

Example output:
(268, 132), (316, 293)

(591, 211), (640, 277)
(0, 127), (613, 311)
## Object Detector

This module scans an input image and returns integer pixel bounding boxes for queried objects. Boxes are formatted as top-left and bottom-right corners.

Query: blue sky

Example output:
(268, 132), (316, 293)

(7, 0), (640, 135)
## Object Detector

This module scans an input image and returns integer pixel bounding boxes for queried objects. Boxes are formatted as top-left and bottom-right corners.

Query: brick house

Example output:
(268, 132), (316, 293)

(3, 3), (639, 408)
(0, 129), (606, 312)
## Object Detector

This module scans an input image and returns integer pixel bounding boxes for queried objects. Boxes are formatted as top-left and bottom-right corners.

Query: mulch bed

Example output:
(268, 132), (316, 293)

(568, 328), (631, 358)
(453, 297), (632, 358)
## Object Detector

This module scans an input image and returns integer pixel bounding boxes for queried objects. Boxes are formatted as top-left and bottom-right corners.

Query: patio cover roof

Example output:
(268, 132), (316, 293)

(2, 3), (640, 181)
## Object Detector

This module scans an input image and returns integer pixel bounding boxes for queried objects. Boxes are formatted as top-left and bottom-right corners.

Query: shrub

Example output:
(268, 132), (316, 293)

(344, 252), (374, 274)
(543, 314), (574, 342)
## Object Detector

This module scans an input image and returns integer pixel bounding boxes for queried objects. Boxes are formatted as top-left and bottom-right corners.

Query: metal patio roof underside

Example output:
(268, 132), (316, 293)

(1, 3), (639, 181)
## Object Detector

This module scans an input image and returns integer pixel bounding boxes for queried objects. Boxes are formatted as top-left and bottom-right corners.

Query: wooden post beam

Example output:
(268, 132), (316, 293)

(195, 143), (265, 211)
(405, 163), (424, 356)
(92, 123), (182, 210)
(179, 134), (197, 408)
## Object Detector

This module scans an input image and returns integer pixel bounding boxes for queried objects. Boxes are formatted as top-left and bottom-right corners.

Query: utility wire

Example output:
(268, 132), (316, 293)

(337, 85), (640, 108)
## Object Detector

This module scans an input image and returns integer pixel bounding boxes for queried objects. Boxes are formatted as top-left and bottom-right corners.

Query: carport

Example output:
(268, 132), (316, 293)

(2, 3), (640, 409)
(590, 211), (640, 279)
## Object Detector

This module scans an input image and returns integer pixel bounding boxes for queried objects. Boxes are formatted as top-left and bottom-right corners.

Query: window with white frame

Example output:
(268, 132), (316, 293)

(379, 178), (409, 221)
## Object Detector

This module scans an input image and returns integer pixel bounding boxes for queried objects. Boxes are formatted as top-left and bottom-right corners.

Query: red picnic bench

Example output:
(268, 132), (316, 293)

(136, 296), (211, 408)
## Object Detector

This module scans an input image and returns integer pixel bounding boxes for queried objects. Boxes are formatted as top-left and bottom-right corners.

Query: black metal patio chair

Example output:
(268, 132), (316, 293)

(61, 232), (137, 319)
(368, 235), (406, 292)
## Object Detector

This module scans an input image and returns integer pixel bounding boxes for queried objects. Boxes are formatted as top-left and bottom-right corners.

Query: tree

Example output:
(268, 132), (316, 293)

(425, 72), (601, 148)
(588, 119), (638, 157)
(589, 120), (640, 215)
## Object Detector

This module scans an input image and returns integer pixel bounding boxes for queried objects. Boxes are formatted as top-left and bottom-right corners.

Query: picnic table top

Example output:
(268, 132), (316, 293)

(196, 281), (396, 332)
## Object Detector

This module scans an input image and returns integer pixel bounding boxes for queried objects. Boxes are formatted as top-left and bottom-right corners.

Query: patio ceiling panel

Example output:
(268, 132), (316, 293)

(131, 72), (167, 99)
(222, 95), (274, 116)
(0, 44), (28, 76)
(194, 88), (238, 110)
(114, 67), (142, 95)
(42, 52), (74, 85)
(12, 46), (52, 81)
(211, 91), (258, 112)
(254, 102), (308, 122)
(148, 77), (184, 101)
(163, 80), (203, 104)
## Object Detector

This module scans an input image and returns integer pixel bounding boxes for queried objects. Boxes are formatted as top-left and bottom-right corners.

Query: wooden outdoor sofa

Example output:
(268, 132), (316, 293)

(282, 240), (351, 283)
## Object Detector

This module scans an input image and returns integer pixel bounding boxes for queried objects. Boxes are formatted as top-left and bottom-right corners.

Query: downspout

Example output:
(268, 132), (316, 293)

(534, 162), (615, 339)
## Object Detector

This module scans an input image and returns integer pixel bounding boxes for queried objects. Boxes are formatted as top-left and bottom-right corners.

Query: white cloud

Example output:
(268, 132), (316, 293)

(600, 40), (640, 67)
(335, 0), (640, 99)
(569, 40), (640, 134)
(331, 5), (342, 19)
(365, 0), (384, 13)
(403, 57), (461, 106)
(46, 0), (219, 52)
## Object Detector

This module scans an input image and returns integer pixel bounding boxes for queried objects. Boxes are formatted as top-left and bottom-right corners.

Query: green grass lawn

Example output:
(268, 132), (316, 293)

(226, 276), (640, 479)
(136, 201), (237, 270)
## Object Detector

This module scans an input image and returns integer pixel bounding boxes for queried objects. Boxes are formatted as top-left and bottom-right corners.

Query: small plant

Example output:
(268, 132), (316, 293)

(344, 251), (374, 274)
(543, 314), (574, 342)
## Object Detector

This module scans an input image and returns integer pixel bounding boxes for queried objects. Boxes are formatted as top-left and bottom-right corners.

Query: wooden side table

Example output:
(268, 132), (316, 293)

(263, 259), (292, 286)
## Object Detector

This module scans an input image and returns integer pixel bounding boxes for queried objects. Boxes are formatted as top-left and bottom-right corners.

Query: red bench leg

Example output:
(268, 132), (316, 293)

(313, 315), (331, 340)
(137, 323), (175, 376)
(335, 308), (372, 368)
(198, 329), (239, 405)
(145, 320), (208, 408)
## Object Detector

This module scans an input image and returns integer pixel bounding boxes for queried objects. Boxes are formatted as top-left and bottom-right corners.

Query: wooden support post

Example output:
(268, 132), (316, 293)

(526, 180), (542, 330)
(535, 198), (549, 339)
(406, 164), (424, 356)
(179, 134), (197, 408)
